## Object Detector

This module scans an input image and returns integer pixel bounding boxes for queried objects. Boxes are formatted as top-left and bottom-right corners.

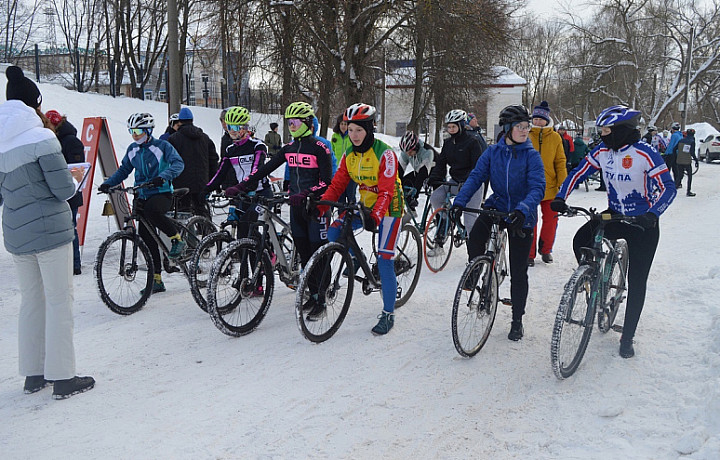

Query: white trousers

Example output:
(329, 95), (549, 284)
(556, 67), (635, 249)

(13, 243), (76, 380)
(429, 182), (485, 232)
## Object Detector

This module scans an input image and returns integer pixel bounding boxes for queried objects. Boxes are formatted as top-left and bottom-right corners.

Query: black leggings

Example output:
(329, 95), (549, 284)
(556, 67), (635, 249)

(676, 163), (693, 191)
(137, 193), (178, 274)
(572, 218), (659, 341)
(467, 214), (533, 321)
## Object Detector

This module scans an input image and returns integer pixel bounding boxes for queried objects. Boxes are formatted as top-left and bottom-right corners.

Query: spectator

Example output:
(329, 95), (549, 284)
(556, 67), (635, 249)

(45, 110), (86, 275)
(675, 128), (699, 196)
(570, 132), (589, 172)
(466, 112), (489, 153)
(556, 125), (575, 166)
(264, 122), (282, 158)
(1, 65), (94, 398)
(664, 122), (683, 186)
(528, 100), (567, 265)
(168, 107), (219, 218)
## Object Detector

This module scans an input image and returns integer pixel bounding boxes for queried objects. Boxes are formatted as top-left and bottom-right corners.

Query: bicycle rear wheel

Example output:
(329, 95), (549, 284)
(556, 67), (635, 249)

(423, 207), (453, 272)
(551, 265), (595, 379)
(394, 224), (422, 307)
(207, 238), (274, 336)
(295, 242), (354, 343)
(95, 232), (154, 315)
(189, 230), (235, 312)
(599, 240), (629, 333)
(452, 256), (498, 357)
(178, 216), (217, 262)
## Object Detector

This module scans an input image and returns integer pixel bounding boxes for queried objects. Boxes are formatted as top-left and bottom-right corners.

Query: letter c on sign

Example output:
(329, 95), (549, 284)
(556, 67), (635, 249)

(85, 123), (95, 142)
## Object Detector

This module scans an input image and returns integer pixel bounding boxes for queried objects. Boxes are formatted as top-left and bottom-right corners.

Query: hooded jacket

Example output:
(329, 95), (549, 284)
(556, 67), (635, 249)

(454, 138), (545, 229)
(168, 123), (219, 193)
(54, 119), (86, 208)
(528, 126), (567, 200)
(428, 130), (482, 187)
(0, 100), (75, 254)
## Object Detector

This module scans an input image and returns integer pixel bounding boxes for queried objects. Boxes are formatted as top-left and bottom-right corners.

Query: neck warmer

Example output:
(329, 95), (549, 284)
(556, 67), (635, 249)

(350, 121), (375, 153)
(601, 125), (641, 151)
(290, 120), (313, 139)
(134, 133), (149, 145)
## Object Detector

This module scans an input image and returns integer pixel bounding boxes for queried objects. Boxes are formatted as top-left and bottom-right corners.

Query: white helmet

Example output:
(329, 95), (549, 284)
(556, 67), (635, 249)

(169, 113), (179, 124)
(444, 109), (468, 125)
(127, 112), (155, 129)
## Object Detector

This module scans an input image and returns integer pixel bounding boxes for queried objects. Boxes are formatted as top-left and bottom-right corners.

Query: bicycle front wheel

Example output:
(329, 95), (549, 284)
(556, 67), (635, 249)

(452, 256), (498, 357)
(394, 224), (422, 307)
(95, 232), (154, 315)
(189, 230), (235, 312)
(207, 238), (274, 337)
(295, 242), (354, 343)
(423, 207), (453, 273)
(551, 264), (595, 379)
(599, 240), (629, 333)
(178, 216), (217, 262)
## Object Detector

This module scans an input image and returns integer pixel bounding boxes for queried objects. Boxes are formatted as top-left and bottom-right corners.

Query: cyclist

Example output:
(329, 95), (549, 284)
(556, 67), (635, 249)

(675, 128), (698, 195)
(427, 109), (484, 256)
(205, 106), (273, 237)
(316, 103), (404, 335)
(398, 130), (437, 213)
(98, 113), (185, 293)
(159, 113), (179, 141)
(331, 113), (356, 203)
(226, 101), (333, 308)
(551, 105), (677, 358)
(451, 105), (545, 341)
(664, 122), (683, 185)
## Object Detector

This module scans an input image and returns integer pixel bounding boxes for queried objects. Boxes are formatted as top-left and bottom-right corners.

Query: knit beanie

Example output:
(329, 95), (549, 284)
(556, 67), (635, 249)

(178, 107), (194, 121)
(45, 110), (63, 126)
(532, 101), (551, 124)
(6, 66), (42, 109)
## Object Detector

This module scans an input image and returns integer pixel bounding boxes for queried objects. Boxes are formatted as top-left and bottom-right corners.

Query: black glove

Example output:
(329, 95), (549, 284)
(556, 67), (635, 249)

(550, 197), (568, 213)
(98, 183), (111, 193)
(289, 190), (309, 207)
(150, 176), (165, 188)
(361, 207), (378, 232)
(507, 210), (525, 232)
(448, 204), (463, 224)
(636, 212), (658, 230)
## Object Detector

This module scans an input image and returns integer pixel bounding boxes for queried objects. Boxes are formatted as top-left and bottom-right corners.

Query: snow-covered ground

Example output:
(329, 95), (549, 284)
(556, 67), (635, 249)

(1, 78), (719, 459)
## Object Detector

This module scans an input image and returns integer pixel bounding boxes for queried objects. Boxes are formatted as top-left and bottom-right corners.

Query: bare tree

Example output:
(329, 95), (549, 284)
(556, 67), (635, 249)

(1, 0), (42, 62)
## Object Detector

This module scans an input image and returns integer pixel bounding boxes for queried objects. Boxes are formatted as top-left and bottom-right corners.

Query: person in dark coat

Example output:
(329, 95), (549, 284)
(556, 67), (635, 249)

(45, 110), (86, 275)
(168, 107), (219, 217)
(264, 122), (282, 158)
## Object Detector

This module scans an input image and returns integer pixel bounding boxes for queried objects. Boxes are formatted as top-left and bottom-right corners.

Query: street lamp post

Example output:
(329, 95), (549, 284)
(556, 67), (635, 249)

(202, 73), (209, 107)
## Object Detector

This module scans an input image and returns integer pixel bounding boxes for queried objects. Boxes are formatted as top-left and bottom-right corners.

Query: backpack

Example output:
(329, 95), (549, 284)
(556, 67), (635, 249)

(676, 138), (693, 165)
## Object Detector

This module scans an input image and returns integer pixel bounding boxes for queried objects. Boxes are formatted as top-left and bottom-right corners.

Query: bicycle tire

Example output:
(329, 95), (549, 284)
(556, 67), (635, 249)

(551, 264), (595, 379)
(95, 232), (154, 315)
(295, 242), (354, 343)
(189, 230), (235, 312)
(423, 207), (453, 273)
(394, 224), (422, 307)
(178, 216), (217, 262)
(598, 240), (629, 333)
(206, 238), (274, 337)
(692, 161), (699, 175)
(451, 256), (498, 357)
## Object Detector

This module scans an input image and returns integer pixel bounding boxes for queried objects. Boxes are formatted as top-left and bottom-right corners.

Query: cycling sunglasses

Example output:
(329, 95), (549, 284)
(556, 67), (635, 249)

(227, 124), (250, 132)
(128, 128), (146, 136)
(287, 118), (303, 130)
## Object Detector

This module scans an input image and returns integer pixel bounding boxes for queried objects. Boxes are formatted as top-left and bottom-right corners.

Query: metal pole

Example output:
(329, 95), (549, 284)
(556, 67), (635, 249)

(34, 44), (40, 81)
(167, 0), (182, 116)
(681, 26), (694, 131)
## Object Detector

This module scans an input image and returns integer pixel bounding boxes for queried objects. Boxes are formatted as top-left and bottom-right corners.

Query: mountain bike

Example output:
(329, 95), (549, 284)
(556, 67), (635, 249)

(423, 181), (468, 272)
(401, 183), (434, 235)
(95, 184), (216, 315)
(451, 208), (514, 357)
(550, 206), (632, 379)
(205, 192), (301, 337)
(294, 199), (422, 343)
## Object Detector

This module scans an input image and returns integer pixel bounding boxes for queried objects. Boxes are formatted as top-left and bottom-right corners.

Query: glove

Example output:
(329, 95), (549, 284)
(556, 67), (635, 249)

(149, 176), (165, 188)
(225, 181), (250, 197)
(550, 197), (568, 213)
(636, 212), (658, 230)
(448, 204), (463, 224)
(361, 207), (379, 232)
(98, 183), (111, 193)
(289, 190), (309, 207)
(507, 210), (525, 232)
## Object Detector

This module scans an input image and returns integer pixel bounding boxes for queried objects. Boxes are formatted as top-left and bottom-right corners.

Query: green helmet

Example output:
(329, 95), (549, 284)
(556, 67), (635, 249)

(225, 106), (250, 125)
(285, 101), (314, 119)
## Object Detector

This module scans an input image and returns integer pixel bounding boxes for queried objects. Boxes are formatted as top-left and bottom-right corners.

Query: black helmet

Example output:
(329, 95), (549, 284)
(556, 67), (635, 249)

(499, 105), (530, 127)
(686, 128), (695, 136)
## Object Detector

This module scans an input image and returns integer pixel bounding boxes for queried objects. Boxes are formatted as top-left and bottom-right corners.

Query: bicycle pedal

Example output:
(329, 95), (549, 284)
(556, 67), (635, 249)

(611, 324), (624, 333)
(500, 298), (512, 306)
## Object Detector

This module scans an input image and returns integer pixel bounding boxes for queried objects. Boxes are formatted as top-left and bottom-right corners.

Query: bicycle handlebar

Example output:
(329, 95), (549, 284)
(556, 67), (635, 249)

(562, 206), (640, 224)
(98, 182), (154, 195)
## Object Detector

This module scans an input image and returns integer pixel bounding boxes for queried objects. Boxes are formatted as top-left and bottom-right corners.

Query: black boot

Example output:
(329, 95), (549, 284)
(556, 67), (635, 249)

(24, 375), (52, 394)
(619, 339), (635, 358)
(52, 376), (95, 400)
(508, 320), (524, 341)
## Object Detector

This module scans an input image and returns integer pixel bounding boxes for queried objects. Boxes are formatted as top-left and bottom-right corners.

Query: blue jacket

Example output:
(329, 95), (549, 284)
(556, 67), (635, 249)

(104, 137), (185, 199)
(666, 130), (683, 155)
(454, 139), (545, 228)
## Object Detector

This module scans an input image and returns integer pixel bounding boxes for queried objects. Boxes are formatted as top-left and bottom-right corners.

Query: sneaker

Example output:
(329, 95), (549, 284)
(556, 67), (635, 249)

(619, 339), (635, 358)
(169, 238), (187, 259)
(508, 320), (524, 341)
(527, 258), (535, 267)
(427, 246), (445, 257)
(305, 298), (327, 322)
(371, 311), (395, 335)
(686, 191), (696, 197)
(541, 253), (553, 264)
(24, 375), (52, 394)
(141, 280), (166, 296)
(52, 376), (95, 400)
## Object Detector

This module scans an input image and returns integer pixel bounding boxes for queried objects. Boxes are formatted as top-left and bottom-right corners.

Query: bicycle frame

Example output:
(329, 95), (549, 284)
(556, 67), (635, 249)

(402, 184), (433, 233)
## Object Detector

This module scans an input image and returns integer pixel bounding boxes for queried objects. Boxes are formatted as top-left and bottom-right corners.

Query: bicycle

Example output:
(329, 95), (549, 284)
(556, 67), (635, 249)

(451, 208), (515, 357)
(423, 181), (469, 272)
(550, 206), (631, 379)
(294, 199), (422, 343)
(401, 183), (434, 235)
(205, 192), (301, 337)
(94, 184), (217, 315)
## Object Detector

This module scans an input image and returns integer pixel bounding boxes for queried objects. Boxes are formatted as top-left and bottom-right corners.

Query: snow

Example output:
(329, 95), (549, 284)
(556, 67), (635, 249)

(1, 76), (720, 459)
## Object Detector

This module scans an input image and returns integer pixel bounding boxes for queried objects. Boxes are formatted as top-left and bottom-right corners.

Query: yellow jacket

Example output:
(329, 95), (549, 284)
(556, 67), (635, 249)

(529, 126), (567, 200)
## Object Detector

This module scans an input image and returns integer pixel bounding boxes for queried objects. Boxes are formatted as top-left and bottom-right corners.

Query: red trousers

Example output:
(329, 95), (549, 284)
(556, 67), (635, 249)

(529, 200), (558, 259)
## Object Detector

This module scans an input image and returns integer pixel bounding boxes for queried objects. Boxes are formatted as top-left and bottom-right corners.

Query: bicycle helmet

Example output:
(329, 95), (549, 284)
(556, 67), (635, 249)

(498, 105), (531, 127)
(686, 128), (695, 136)
(343, 103), (376, 122)
(444, 109), (467, 126)
(647, 125), (657, 132)
(285, 101), (314, 119)
(169, 113), (179, 124)
(127, 112), (155, 129)
(671, 121), (681, 130)
(595, 105), (641, 128)
(225, 106), (250, 125)
(399, 131), (419, 152)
